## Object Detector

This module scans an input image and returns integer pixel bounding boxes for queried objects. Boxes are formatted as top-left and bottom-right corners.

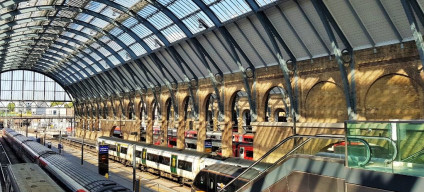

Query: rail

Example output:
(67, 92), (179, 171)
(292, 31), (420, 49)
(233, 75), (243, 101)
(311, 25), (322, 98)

(0, 141), (12, 192)
(219, 134), (347, 192)
(62, 137), (180, 192)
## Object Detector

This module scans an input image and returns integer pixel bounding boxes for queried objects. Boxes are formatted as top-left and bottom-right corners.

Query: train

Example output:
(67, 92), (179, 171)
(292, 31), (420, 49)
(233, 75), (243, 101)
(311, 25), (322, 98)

(183, 130), (255, 160)
(2, 128), (131, 192)
(191, 163), (261, 192)
(97, 136), (269, 184)
(4, 163), (65, 192)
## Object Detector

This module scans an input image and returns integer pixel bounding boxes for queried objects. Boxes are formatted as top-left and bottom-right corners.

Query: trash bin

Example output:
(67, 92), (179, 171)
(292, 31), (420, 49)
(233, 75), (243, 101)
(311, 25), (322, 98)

(47, 142), (52, 149)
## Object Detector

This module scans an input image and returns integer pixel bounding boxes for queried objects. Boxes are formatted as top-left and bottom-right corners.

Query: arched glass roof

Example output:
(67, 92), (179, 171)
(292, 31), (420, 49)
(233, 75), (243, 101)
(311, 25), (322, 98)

(0, 0), (417, 100)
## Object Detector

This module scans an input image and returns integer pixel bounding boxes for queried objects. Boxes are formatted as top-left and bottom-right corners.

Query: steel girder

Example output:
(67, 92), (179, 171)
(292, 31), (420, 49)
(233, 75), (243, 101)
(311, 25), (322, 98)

(0, 16), (151, 88)
(246, 0), (299, 123)
(190, 38), (224, 122)
(312, 0), (357, 120)
(167, 47), (199, 120)
(402, 0), (424, 75)
(217, 27), (258, 122)
(148, 54), (179, 121)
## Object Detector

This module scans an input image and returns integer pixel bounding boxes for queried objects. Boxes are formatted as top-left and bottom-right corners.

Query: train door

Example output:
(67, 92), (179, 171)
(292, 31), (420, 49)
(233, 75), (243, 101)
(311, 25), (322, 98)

(142, 148), (147, 165)
(239, 147), (245, 159)
(117, 143), (121, 157)
(171, 155), (177, 174)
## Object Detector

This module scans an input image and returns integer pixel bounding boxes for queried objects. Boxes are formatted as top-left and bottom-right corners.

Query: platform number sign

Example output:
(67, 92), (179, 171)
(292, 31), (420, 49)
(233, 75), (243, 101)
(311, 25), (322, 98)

(98, 145), (109, 176)
(171, 155), (177, 174)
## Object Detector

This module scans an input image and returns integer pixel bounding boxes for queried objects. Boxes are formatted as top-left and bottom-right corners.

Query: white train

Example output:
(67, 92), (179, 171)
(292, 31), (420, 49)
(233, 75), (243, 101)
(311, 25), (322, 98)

(97, 136), (269, 183)
(3, 128), (130, 192)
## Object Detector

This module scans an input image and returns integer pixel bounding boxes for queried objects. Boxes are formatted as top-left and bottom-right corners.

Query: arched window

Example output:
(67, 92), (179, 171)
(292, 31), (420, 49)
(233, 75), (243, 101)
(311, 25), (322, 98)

(0, 70), (73, 134)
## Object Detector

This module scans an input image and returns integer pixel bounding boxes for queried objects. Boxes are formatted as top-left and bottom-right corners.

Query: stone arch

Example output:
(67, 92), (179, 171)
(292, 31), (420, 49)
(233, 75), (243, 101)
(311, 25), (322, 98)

(110, 125), (122, 138)
(304, 81), (347, 123)
(364, 73), (424, 120)
(273, 108), (287, 122)
(127, 102), (135, 120)
(229, 90), (250, 133)
(204, 93), (217, 131)
(263, 86), (290, 122)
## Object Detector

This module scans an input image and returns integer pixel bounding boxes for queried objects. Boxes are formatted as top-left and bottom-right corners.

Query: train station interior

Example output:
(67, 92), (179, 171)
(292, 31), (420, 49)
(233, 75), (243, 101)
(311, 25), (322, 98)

(1, 0), (424, 192)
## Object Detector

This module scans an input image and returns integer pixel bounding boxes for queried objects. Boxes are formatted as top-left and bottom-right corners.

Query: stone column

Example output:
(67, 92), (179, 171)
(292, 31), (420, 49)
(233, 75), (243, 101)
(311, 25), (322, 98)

(176, 120), (185, 149)
(195, 121), (205, 152)
(146, 118), (153, 144)
(221, 121), (233, 157)
(161, 119), (167, 147)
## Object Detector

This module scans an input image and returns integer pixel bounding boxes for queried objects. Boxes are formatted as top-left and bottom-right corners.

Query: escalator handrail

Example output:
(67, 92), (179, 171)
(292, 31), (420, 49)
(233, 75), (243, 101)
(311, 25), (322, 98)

(347, 135), (398, 163)
(219, 134), (345, 192)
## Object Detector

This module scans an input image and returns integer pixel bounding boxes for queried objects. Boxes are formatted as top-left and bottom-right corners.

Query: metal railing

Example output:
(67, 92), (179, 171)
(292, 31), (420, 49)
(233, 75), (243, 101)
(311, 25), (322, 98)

(219, 134), (348, 192)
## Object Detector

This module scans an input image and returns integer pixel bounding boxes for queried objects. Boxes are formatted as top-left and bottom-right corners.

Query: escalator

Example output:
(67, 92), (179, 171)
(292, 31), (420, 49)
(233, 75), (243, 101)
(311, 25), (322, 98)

(218, 134), (424, 192)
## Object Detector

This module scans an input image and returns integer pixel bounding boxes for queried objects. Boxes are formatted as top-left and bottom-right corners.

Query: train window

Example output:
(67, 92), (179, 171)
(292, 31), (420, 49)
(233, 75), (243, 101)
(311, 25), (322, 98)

(169, 140), (177, 146)
(209, 176), (214, 190)
(147, 153), (159, 162)
(135, 150), (142, 157)
(246, 151), (253, 158)
(177, 160), (192, 171)
(244, 138), (253, 142)
(110, 145), (116, 151)
(121, 147), (128, 154)
(158, 156), (170, 165)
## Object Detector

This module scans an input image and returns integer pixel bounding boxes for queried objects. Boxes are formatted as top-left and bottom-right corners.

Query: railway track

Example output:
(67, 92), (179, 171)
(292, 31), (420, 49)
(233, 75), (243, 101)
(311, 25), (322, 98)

(0, 138), (16, 191)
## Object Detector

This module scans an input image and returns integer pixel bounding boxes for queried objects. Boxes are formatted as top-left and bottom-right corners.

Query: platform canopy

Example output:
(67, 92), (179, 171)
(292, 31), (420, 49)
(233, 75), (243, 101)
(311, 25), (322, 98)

(0, 0), (419, 99)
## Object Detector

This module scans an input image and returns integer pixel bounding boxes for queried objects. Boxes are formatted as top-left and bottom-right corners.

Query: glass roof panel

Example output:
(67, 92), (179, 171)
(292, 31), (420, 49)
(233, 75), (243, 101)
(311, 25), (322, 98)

(122, 17), (139, 28)
(107, 40), (122, 52)
(76, 13), (95, 23)
(182, 11), (214, 34)
(97, 47), (111, 57)
(164, 0), (199, 18)
(137, 4), (158, 18)
(74, 35), (89, 42)
(147, 11), (173, 29)
(206, 0), (251, 22)
(161, 24), (186, 43)
(144, 35), (162, 50)
(90, 52), (101, 61)
(255, 0), (278, 7)
(118, 50), (130, 62)
(115, 0), (139, 8)
(82, 57), (93, 65)
(131, 23), (153, 39)
(110, 27), (124, 36)
(129, 43), (146, 56)
(92, 64), (101, 72)
(101, 6), (123, 20)
(118, 33), (136, 45)
(90, 18), (110, 29)
(68, 23), (84, 31)
(99, 60), (110, 69)
(85, 1), (107, 12)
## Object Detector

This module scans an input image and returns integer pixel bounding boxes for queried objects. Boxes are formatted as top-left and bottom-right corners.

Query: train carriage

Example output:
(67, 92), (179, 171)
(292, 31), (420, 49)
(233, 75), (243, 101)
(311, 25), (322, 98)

(97, 136), (269, 184)
(3, 129), (130, 192)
